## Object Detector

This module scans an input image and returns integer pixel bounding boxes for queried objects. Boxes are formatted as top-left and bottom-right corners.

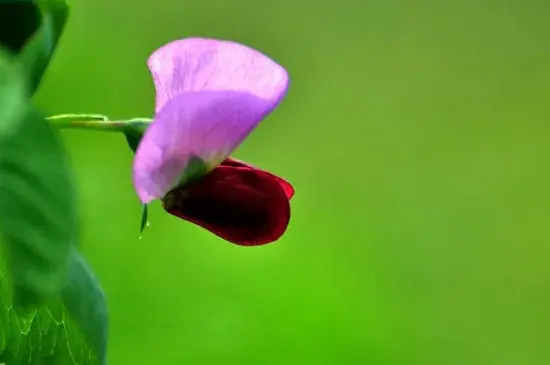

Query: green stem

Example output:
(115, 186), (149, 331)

(46, 114), (152, 134)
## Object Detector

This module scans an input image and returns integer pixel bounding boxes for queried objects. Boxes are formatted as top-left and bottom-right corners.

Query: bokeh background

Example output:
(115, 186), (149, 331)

(34, 0), (550, 364)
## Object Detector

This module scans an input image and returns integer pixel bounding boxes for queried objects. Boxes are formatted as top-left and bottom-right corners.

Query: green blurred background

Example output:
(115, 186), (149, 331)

(34, 0), (550, 364)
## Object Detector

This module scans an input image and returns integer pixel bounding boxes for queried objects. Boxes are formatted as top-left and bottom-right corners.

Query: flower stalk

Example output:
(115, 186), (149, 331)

(47, 113), (152, 134)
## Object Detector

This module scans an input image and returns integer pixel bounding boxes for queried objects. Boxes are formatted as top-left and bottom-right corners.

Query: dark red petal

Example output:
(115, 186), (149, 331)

(220, 157), (249, 168)
(222, 157), (294, 199)
(162, 165), (290, 246)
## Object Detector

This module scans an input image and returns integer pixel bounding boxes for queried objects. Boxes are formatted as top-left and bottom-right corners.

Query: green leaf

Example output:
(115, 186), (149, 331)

(0, 51), (26, 132)
(0, 249), (107, 364)
(18, 0), (70, 94)
(61, 248), (108, 364)
(0, 1), (42, 53)
(0, 50), (78, 306)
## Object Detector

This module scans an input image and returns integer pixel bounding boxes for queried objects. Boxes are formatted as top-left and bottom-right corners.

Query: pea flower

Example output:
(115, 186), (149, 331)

(132, 38), (294, 246)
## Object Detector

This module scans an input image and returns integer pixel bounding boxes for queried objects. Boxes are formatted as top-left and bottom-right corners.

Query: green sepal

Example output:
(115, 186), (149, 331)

(120, 120), (152, 237)
(121, 118), (151, 153)
(139, 203), (148, 237)
(179, 156), (210, 186)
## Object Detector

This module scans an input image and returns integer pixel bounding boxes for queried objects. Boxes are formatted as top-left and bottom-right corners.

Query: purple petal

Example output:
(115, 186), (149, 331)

(148, 37), (288, 112)
(133, 38), (288, 204)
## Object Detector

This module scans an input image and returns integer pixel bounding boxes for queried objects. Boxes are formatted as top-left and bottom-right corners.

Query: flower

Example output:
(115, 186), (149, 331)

(132, 38), (293, 246)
